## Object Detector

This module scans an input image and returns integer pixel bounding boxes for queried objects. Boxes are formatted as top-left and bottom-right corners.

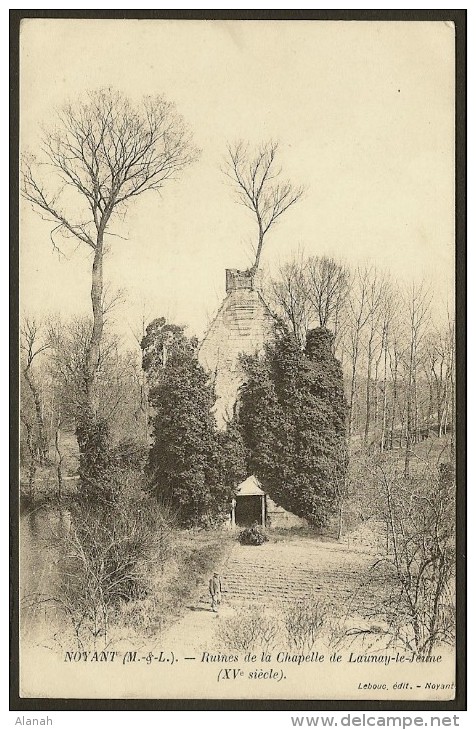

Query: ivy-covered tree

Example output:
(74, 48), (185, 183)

(216, 419), (249, 490)
(235, 326), (348, 527)
(142, 318), (229, 526)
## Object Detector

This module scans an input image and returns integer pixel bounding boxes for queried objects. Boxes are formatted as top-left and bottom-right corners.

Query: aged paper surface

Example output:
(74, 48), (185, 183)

(19, 18), (456, 701)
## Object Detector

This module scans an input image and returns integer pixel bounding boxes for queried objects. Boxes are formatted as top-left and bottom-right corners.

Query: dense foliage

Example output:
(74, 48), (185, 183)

(143, 318), (231, 526)
(76, 413), (148, 503)
(235, 326), (348, 526)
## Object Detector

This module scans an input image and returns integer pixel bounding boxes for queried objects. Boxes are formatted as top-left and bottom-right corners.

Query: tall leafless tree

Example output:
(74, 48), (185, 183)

(267, 253), (350, 350)
(446, 316), (456, 456)
(388, 333), (403, 449)
(345, 267), (374, 439)
(20, 317), (50, 465)
(265, 252), (450, 461)
(22, 88), (198, 440)
(377, 282), (399, 452)
(307, 256), (350, 333)
(223, 140), (303, 276)
(423, 327), (450, 438)
(402, 283), (432, 477)
(362, 269), (387, 446)
(267, 252), (312, 347)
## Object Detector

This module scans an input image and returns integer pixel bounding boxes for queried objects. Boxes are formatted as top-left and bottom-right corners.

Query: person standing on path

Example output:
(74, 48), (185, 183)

(209, 571), (222, 612)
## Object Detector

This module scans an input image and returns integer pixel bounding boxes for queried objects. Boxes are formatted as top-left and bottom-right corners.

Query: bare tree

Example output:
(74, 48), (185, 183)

(48, 315), (142, 439)
(387, 315), (405, 450)
(52, 404), (64, 501)
(267, 252), (312, 347)
(377, 283), (399, 452)
(223, 140), (303, 275)
(402, 283), (432, 478)
(362, 269), (387, 447)
(266, 253), (350, 350)
(446, 316), (455, 455)
(307, 256), (350, 333)
(20, 317), (50, 465)
(344, 267), (374, 439)
(422, 331), (438, 433)
(20, 415), (37, 500)
(423, 328), (447, 437)
(424, 321), (455, 439)
(374, 459), (455, 656)
(22, 89), (198, 438)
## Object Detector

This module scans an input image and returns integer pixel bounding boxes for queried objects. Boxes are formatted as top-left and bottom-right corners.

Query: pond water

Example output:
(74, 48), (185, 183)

(19, 507), (70, 620)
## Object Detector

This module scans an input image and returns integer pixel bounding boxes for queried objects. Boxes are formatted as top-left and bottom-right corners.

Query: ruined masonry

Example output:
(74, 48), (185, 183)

(198, 268), (306, 528)
(198, 268), (276, 428)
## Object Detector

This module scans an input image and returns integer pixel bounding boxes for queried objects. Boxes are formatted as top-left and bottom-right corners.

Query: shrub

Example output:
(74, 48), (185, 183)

(55, 495), (176, 647)
(238, 524), (268, 546)
(371, 460), (456, 656)
(215, 606), (278, 652)
(284, 598), (326, 652)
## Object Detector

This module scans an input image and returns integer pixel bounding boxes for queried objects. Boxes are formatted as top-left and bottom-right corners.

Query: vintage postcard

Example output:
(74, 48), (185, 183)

(16, 15), (461, 703)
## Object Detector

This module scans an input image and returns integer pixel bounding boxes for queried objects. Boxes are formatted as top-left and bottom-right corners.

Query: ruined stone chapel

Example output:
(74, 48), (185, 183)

(198, 268), (303, 528)
(198, 268), (275, 429)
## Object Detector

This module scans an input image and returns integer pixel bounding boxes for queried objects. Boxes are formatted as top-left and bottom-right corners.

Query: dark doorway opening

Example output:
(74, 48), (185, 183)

(235, 495), (263, 527)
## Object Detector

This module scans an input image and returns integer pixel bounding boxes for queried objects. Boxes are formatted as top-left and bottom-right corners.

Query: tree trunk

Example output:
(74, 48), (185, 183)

(380, 341), (388, 452)
(384, 475), (399, 571)
(364, 340), (373, 446)
(436, 360), (444, 437)
(404, 415), (411, 477)
(77, 236), (109, 498)
(404, 349), (414, 479)
(427, 377), (433, 430)
(337, 501), (344, 541)
(399, 410), (405, 449)
(23, 368), (48, 465)
(373, 339), (384, 451)
(55, 418), (64, 501)
(348, 368), (357, 439)
(414, 376), (420, 443)
(23, 419), (37, 500)
(390, 365), (398, 450)
(348, 334), (361, 441)
(84, 241), (104, 413)
(250, 225), (264, 276)
(450, 363), (455, 458)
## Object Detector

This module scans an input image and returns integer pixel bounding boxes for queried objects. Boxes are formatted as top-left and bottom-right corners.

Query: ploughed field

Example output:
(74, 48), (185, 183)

(220, 531), (387, 617)
(161, 521), (392, 653)
(203, 522), (389, 616)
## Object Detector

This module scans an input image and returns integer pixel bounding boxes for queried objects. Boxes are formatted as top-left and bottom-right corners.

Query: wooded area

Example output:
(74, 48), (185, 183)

(19, 88), (456, 661)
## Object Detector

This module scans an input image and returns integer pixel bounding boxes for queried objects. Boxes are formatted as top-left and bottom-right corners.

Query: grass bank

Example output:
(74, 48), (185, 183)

(84, 527), (234, 650)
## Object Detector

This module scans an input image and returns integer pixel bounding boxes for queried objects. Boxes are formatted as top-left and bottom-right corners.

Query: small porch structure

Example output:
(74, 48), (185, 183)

(231, 475), (266, 528)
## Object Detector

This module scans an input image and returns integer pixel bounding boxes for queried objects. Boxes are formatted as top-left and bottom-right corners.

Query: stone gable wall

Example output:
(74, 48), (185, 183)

(198, 270), (275, 427)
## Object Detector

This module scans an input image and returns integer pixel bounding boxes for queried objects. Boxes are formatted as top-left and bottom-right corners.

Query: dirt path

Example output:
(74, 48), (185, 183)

(160, 526), (386, 654)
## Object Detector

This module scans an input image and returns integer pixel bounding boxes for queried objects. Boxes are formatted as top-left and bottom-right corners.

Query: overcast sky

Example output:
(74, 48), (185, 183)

(20, 19), (455, 341)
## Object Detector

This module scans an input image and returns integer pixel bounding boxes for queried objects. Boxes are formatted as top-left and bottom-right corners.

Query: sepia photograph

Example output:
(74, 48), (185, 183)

(13, 12), (463, 705)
